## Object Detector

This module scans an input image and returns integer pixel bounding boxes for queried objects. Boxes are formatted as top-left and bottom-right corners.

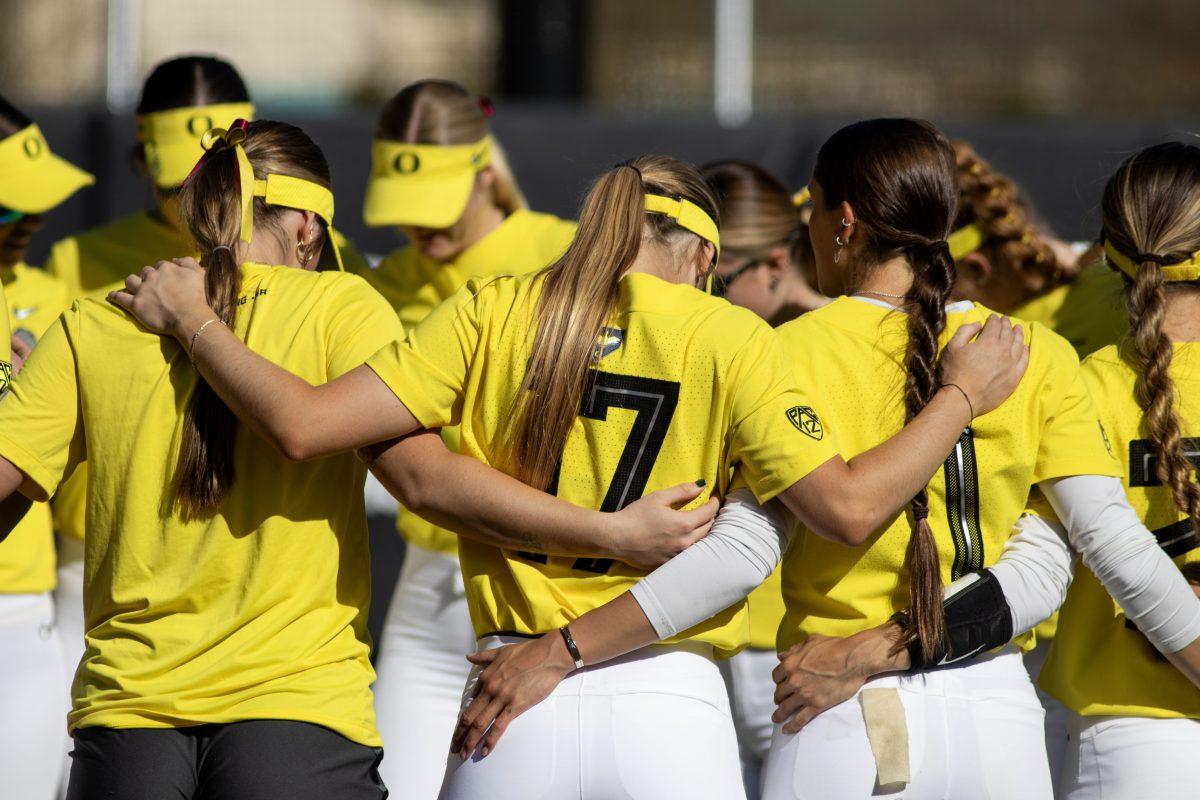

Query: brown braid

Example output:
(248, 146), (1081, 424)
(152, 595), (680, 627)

(1125, 263), (1200, 532)
(1103, 141), (1200, 541)
(901, 240), (957, 661)
(952, 140), (1077, 300)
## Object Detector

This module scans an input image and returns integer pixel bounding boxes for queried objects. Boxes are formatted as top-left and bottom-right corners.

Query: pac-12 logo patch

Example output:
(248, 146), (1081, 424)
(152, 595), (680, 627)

(787, 406), (823, 440)
(0, 360), (11, 397)
(594, 327), (625, 360)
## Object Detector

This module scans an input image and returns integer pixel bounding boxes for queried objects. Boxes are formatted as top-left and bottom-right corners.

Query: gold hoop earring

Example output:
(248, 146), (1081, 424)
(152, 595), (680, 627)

(297, 239), (313, 268)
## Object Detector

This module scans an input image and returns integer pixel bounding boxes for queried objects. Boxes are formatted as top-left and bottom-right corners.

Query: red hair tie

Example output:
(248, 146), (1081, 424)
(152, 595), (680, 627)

(477, 96), (495, 118)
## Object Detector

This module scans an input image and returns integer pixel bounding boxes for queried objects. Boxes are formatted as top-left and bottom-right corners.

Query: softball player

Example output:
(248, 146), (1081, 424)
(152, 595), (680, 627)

(109, 151), (1030, 798)
(0, 96), (92, 800)
(359, 79), (575, 799)
(1039, 141), (1200, 800)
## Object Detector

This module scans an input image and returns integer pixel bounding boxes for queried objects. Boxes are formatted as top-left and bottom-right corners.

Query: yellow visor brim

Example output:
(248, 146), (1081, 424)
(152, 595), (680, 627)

(363, 169), (476, 229)
(0, 126), (94, 213)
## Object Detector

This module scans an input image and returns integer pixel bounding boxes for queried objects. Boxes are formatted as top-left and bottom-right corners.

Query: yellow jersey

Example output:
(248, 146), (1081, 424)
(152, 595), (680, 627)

(1012, 261), (1126, 360)
(46, 211), (369, 299)
(361, 209), (576, 555)
(776, 297), (1120, 652)
(1040, 344), (1200, 718)
(0, 263), (402, 745)
(0, 263), (71, 593)
(43, 212), (369, 542)
(367, 271), (839, 657)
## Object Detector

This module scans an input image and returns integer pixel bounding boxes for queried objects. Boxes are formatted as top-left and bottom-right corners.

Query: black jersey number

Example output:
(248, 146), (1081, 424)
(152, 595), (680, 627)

(943, 427), (984, 580)
(516, 370), (681, 574)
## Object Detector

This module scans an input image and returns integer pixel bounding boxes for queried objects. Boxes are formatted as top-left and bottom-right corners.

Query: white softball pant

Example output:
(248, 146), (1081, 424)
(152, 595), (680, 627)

(762, 648), (1052, 800)
(440, 636), (746, 800)
(0, 592), (66, 800)
(1061, 712), (1200, 800)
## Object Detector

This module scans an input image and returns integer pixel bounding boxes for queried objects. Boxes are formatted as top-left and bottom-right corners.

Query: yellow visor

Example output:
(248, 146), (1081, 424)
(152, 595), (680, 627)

(138, 102), (255, 189)
(363, 136), (492, 229)
(0, 124), (94, 214)
(948, 222), (986, 261)
(644, 193), (721, 255)
(1104, 240), (1200, 283)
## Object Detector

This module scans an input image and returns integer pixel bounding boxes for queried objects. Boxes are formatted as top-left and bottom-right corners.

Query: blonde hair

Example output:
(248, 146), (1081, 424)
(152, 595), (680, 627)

(378, 79), (527, 216)
(506, 155), (718, 490)
(1103, 142), (1200, 538)
(702, 159), (814, 282)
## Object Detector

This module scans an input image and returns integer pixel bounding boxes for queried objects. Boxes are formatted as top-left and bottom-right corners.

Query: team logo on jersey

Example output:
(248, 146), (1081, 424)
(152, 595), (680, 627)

(787, 406), (823, 440)
(13, 305), (36, 321)
(594, 327), (625, 360)
(0, 360), (11, 397)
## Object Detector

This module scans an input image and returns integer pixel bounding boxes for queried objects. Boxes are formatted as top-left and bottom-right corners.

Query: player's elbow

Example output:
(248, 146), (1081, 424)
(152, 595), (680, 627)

(809, 500), (876, 546)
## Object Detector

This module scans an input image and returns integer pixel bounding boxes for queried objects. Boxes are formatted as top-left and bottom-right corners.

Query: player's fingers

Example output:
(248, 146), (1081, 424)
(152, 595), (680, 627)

(772, 691), (806, 724)
(466, 648), (500, 666)
(107, 290), (136, 312)
(654, 480), (706, 508)
(945, 321), (981, 350)
(123, 274), (143, 293)
(480, 707), (515, 757)
(678, 496), (719, 528)
(781, 706), (818, 735)
(460, 694), (506, 756)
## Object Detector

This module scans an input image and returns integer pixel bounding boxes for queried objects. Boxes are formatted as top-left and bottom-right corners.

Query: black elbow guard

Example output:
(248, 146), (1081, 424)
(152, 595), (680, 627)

(908, 569), (1014, 670)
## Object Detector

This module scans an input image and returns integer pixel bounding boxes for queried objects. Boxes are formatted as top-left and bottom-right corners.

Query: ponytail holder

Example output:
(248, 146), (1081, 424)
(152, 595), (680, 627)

(477, 96), (495, 117)
(792, 186), (811, 207)
(614, 160), (643, 180)
(911, 504), (929, 522)
(947, 223), (985, 260)
(1103, 239), (1200, 282)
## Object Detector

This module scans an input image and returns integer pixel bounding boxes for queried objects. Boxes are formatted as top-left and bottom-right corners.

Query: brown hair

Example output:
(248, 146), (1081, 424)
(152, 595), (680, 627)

(701, 159), (815, 283)
(814, 118), (960, 663)
(505, 155), (718, 490)
(952, 140), (1077, 300)
(174, 120), (331, 516)
(1103, 141), (1200, 537)
(378, 79), (526, 217)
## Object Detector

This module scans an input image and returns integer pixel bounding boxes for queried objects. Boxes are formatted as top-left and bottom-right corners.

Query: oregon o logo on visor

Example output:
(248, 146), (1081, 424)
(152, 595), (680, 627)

(787, 406), (824, 440)
(23, 136), (42, 159)
(188, 115), (214, 137)
(393, 152), (421, 174)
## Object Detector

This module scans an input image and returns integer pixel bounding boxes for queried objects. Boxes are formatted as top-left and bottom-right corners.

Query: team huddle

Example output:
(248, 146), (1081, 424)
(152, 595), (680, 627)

(1, 53), (1199, 800)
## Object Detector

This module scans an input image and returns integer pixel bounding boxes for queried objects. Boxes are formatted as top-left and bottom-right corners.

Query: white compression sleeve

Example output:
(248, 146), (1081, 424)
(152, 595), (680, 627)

(630, 487), (792, 640)
(1042, 474), (1200, 654)
(980, 512), (1075, 636)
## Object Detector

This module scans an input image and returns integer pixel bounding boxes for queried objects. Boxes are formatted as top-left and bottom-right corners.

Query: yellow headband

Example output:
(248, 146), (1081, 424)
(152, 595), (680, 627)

(198, 124), (343, 271)
(948, 222), (986, 261)
(363, 136), (493, 228)
(1103, 240), (1200, 283)
(0, 124), (94, 214)
(644, 194), (721, 255)
(137, 102), (256, 188)
(792, 186), (811, 207)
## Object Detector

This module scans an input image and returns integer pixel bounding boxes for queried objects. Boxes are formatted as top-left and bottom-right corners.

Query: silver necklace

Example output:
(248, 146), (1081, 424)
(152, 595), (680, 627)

(854, 289), (908, 300)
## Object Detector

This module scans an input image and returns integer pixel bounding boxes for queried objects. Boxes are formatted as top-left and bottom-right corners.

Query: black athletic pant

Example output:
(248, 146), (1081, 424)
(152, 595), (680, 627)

(66, 720), (388, 800)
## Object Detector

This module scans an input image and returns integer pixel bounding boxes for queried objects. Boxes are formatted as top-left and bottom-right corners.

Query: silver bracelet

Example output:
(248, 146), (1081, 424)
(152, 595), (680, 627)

(189, 318), (222, 363)
(559, 624), (586, 671)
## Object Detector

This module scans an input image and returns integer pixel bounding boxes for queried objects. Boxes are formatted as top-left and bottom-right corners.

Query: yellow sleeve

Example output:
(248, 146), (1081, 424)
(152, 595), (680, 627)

(0, 314), (83, 500)
(1033, 336), (1121, 481)
(366, 282), (486, 429)
(323, 275), (406, 378)
(727, 327), (840, 502)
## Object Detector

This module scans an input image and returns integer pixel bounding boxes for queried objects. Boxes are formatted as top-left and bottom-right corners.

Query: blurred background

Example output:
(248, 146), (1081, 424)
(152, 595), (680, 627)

(3, 0), (1197, 642)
